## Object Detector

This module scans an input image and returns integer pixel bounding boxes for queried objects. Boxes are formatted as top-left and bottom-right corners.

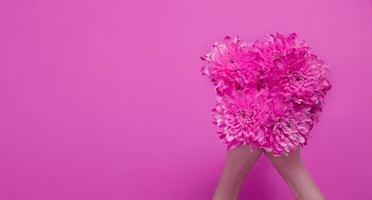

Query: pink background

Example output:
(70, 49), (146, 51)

(1, 0), (372, 199)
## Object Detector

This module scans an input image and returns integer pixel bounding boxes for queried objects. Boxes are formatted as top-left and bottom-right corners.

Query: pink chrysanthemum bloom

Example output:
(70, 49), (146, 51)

(201, 32), (332, 157)
(211, 89), (271, 150)
(200, 35), (260, 97)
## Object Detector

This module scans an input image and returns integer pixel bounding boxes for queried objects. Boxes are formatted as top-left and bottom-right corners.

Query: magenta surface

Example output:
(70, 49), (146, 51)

(0, 0), (372, 199)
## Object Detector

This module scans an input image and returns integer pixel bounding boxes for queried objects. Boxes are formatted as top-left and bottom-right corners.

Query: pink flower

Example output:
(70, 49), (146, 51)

(211, 89), (271, 150)
(201, 32), (332, 156)
(200, 35), (261, 96)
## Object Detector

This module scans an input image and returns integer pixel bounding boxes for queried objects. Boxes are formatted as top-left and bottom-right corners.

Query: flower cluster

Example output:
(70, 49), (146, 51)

(201, 32), (332, 156)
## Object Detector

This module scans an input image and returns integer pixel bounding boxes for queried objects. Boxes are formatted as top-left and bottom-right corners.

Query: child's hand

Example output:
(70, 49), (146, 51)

(265, 147), (326, 200)
(213, 145), (263, 200)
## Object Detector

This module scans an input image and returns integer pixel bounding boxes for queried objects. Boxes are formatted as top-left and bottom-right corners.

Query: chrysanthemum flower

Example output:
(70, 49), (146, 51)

(201, 32), (332, 156)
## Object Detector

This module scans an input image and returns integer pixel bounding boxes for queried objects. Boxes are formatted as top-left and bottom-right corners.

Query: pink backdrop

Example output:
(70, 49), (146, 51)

(1, 0), (372, 199)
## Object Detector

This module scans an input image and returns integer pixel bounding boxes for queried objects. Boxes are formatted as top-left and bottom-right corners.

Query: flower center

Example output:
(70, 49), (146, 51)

(237, 109), (255, 124)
